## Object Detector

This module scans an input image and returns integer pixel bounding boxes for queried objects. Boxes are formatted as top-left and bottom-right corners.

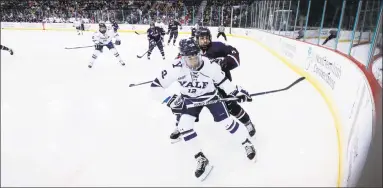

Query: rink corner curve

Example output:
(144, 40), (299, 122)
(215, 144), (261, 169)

(229, 33), (344, 187)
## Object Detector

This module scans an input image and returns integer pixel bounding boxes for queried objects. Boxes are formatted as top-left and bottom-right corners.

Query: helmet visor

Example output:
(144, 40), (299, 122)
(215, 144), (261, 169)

(182, 54), (201, 70)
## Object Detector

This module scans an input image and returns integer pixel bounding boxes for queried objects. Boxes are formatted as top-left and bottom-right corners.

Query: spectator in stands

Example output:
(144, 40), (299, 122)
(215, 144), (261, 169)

(322, 29), (338, 45)
(296, 29), (304, 40)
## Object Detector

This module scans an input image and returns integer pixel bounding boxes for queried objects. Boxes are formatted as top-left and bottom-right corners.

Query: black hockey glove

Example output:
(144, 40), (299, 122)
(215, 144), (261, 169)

(164, 94), (184, 112)
(115, 40), (121, 45)
(95, 43), (103, 50)
(229, 86), (252, 103)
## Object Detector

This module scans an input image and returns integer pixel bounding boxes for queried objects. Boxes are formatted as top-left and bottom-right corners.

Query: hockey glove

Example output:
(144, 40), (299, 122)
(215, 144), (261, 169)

(95, 43), (103, 50)
(149, 39), (156, 46)
(115, 40), (121, 45)
(163, 94), (184, 112)
(229, 86), (252, 103)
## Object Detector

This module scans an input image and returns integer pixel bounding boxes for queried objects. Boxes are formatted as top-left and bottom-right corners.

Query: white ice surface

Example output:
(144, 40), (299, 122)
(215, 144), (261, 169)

(1, 29), (338, 186)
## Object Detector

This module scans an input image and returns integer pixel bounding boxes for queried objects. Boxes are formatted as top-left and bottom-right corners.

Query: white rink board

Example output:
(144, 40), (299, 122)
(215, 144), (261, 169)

(230, 27), (375, 187)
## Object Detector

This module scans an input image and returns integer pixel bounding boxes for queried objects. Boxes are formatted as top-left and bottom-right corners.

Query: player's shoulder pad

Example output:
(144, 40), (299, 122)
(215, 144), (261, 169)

(211, 41), (227, 49)
(199, 56), (220, 75)
(212, 41), (237, 53)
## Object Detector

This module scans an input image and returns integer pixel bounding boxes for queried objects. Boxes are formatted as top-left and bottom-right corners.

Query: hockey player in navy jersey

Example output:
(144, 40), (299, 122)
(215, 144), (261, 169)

(170, 27), (256, 143)
(167, 18), (182, 46)
(150, 38), (256, 180)
(191, 27), (197, 40)
(110, 18), (119, 33)
(147, 22), (166, 60)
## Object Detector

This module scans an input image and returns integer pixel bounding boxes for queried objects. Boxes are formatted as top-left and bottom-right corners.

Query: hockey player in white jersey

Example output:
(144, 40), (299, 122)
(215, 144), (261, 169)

(73, 18), (83, 35)
(150, 38), (256, 180)
(88, 23), (125, 68)
(156, 18), (166, 30)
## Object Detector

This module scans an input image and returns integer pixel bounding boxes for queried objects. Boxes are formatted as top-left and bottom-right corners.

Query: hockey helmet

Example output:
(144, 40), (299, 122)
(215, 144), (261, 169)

(196, 27), (212, 50)
(150, 21), (155, 29)
(179, 38), (202, 70)
(99, 23), (107, 34)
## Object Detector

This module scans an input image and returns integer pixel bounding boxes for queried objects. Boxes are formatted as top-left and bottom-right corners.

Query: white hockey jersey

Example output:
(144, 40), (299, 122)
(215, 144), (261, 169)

(156, 22), (166, 30)
(151, 56), (236, 104)
(92, 30), (120, 45)
(73, 20), (81, 27)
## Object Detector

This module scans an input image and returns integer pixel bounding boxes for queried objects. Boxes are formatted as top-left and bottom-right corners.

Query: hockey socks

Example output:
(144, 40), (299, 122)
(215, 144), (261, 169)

(88, 48), (124, 68)
(224, 118), (256, 161)
(110, 48), (125, 65)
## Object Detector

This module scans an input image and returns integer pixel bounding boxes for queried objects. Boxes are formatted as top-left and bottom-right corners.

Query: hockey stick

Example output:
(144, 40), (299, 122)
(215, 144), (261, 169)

(136, 49), (150, 58)
(137, 44), (156, 58)
(249, 76), (305, 97)
(186, 77), (306, 108)
(65, 42), (120, 50)
(129, 80), (152, 87)
(135, 31), (140, 35)
(64, 45), (95, 49)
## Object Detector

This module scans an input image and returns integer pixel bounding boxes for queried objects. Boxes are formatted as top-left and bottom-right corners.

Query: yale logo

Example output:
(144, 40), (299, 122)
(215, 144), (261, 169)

(179, 81), (208, 89)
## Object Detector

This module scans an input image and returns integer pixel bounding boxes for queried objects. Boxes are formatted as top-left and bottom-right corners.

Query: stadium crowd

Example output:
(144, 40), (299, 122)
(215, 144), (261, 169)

(1, 0), (252, 27)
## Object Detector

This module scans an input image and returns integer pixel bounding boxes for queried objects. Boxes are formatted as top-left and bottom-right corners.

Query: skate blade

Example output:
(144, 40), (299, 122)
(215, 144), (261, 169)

(198, 164), (214, 182)
(170, 137), (182, 144)
(250, 151), (258, 163)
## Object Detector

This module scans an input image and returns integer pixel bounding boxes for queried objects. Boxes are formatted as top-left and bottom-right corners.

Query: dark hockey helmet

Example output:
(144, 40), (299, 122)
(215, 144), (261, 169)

(179, 38), (202, 70)
(150, 21), (155, 29)
(196, 27), (211, 50)
(99, 23), (107, 34)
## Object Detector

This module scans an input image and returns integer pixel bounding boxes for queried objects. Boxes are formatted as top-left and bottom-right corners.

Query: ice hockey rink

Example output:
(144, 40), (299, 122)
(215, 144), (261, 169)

(1, 29), (338, 186)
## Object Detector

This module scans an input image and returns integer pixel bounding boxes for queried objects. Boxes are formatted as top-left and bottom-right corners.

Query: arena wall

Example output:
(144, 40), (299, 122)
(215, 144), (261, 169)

(1, 22), (379, 187)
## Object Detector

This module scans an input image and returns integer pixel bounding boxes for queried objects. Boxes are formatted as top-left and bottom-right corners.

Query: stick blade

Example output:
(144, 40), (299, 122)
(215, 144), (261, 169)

(286, 77), (306, 88)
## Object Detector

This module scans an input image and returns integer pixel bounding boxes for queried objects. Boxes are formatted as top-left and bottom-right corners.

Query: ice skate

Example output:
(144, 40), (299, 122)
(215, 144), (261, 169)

(170, 128), (181, 144)
(88, 62), (93, 68)
(119, 60), (125, 66)
(242, 138), (256, 161)
(245, 122), (256, 137)
(194, 152), (213, 181)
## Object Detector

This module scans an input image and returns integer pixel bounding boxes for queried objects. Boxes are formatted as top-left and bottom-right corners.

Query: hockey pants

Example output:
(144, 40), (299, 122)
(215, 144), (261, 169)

(148, 40), (165, 57)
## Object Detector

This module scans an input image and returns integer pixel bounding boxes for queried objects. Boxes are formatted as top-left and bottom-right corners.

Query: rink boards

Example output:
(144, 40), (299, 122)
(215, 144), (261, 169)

(1, 22), (379, 187)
